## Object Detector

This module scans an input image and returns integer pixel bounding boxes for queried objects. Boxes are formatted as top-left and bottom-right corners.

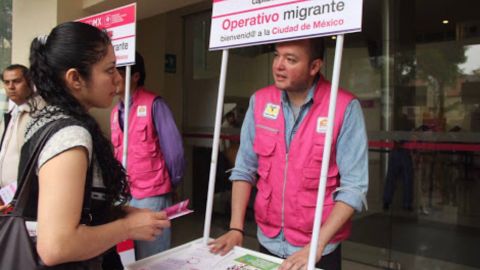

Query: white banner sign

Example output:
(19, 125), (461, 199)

(78, 3), (136, 66)
(209, 0), (363, 50)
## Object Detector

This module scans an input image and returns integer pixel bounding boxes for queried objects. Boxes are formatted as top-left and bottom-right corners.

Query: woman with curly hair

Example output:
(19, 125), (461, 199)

(23, 21), (170, 268)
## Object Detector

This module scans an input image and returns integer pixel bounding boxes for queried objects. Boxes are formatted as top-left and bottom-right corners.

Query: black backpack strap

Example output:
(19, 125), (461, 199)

(80, 166), (93, 224)
(0, 112), (12, 149)
(12, 119), (69, 215)
(12, 118), (94, 225)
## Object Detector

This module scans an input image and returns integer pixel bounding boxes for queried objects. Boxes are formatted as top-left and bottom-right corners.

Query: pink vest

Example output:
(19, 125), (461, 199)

(110, 88), (171, 199)
(253, 78), (354, 246)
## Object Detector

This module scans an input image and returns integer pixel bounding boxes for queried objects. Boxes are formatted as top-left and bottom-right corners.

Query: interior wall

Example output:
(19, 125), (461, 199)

(57, 0), (89, 23)
(11, 0), (58, 65)
(136, 14), (168, 117)
(226, 52), (272, 98)
(135, 1), (212, 130)
(163, 11), (184, 128)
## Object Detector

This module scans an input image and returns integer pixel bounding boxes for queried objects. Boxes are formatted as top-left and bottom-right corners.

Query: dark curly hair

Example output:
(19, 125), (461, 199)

(29, 21), (130, 220)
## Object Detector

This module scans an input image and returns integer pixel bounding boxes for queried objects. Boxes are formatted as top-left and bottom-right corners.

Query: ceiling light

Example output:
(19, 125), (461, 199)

(442, 20), (449, 24)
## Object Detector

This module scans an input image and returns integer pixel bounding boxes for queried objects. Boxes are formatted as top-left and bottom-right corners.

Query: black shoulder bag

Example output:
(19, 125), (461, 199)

(0, 119), (94, 270)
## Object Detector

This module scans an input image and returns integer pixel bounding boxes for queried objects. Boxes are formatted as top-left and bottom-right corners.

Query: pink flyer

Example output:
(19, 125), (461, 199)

(164, 199), (194, 220)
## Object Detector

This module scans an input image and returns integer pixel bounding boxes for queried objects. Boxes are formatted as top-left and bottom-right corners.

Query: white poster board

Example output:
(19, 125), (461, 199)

(126, 238), (312, 270)
(78, 3), (137, 66)
(209, 0), (362, 50)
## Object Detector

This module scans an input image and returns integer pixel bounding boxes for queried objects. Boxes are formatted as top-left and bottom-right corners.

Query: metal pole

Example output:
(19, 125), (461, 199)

(203, 49), (229, 244)
(382, 0), (393, 175)
(382, 0), (392, 133)
(122, 65), (132, 167)
(307, 35), (344, 270)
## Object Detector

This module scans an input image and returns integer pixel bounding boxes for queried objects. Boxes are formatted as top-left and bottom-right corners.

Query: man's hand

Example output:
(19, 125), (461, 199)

(208, 230), (243, 255)
(279, 201), (354, 269)
(278, 244), (321, 270)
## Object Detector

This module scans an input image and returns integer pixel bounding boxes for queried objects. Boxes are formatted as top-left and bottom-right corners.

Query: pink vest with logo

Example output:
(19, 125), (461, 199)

(253, 78), (354, 246)
(110, 88), (171, 199)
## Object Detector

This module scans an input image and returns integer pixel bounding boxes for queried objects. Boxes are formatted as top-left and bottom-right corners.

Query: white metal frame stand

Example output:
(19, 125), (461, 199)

(122, 65), (132, 167)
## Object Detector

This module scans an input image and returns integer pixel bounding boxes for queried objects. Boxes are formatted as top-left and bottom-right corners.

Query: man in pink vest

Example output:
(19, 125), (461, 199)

(210, 38), (369, 270)
(110, 52), (185, 259)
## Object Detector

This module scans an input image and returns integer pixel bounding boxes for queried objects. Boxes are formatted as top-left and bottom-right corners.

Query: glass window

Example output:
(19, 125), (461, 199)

(344, 1), (480, 269)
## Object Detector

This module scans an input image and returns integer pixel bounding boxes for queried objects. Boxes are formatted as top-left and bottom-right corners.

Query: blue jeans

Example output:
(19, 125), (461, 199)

(129, 194), (172, 260)
(383, 148), (414, 209)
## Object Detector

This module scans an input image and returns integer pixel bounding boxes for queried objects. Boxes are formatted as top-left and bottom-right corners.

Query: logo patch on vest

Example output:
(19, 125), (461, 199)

(263, 103), (280, 120)
(137, 105), (147, 117)
(316, 117), (328, 133)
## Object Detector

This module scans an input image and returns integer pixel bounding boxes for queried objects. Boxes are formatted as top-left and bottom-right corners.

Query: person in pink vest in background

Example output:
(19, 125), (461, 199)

(209, 38), (369, 270)
(111, 52), (185, 259)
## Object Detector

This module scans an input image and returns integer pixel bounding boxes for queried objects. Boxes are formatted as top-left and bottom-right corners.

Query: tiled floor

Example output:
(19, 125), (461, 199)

(349, 212), (480, 269)
(344, 241), (479, 270)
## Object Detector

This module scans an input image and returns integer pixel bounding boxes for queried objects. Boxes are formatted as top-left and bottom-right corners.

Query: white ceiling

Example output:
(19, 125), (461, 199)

(83, 0), (207, 20)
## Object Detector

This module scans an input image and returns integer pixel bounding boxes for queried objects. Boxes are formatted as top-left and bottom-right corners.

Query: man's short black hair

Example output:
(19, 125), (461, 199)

(1, 64), (30, 82)
(308, 37), (325, 62)
(117, 51), (146, 86)
(275, 38), (325, 62)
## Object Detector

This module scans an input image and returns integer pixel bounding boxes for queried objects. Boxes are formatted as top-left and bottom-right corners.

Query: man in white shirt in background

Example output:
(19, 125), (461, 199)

(0, 64), (34, 209)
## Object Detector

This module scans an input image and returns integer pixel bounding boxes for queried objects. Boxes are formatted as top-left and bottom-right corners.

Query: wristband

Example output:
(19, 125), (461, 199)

(229, 227), (245, 236)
